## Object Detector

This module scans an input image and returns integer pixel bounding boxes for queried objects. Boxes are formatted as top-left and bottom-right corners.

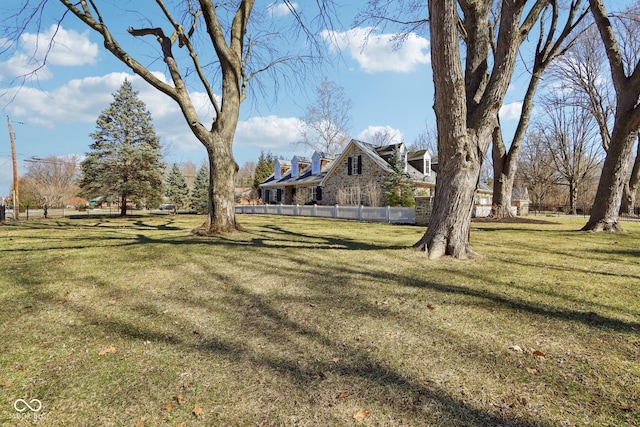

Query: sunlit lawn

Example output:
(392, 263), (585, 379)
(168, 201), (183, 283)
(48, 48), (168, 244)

(0, 214), (638, 426)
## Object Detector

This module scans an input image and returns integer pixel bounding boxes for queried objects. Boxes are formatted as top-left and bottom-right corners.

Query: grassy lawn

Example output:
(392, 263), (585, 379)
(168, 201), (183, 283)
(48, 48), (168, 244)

(0, 214), (638, 426)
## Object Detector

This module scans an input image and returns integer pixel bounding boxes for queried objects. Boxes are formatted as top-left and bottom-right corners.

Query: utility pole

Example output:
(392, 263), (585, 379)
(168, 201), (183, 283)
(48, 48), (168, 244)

(7, 116), (19, 220)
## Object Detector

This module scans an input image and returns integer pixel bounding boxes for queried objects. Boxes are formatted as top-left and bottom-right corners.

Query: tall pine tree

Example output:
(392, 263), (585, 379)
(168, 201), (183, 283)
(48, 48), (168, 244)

(252, 150), (276, 200)
(191, 163), (209, 213)
(165, 163), (190, 212)
(80, 79), (165, 216)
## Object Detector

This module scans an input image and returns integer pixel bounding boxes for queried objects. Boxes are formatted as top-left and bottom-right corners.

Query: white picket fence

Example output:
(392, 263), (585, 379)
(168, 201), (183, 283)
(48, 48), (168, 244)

(235, 204), (416, 224)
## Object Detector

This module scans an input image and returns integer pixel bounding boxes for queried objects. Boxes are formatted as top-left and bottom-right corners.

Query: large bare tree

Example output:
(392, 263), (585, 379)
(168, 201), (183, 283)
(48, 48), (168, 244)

(297, 78), (352, 155)
(22, 155), (80, 218)
(8, 1), (329, 234)
(536, 88), (603, 214)
(553, 8), (640, 216)
(517, 130), (561, 208)
(490, 0), (588, 219)
(412, 0), (548, 259)
(581, 0), (640, 231)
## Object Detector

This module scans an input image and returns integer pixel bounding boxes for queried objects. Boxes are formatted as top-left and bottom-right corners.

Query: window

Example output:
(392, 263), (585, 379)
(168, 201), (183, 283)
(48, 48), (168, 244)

(347, 155), (362, 175)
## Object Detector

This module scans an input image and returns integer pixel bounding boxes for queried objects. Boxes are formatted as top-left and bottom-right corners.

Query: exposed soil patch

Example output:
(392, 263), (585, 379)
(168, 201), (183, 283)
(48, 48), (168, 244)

(472, 216), (560, 225)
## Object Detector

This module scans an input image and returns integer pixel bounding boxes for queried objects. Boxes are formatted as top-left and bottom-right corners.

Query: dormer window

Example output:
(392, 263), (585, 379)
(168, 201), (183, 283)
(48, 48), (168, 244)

(312, 152), (321, 174)
(274, 159), (290, 180)
(274, 160), (282, 179)
(291, 161), (299, 178)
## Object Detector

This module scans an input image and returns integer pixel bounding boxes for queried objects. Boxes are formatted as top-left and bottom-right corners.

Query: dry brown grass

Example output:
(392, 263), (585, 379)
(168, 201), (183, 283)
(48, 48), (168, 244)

(0, 215), (638, 426)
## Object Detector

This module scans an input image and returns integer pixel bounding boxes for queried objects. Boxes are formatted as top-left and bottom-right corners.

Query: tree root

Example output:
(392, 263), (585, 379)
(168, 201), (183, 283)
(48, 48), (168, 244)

(581, 220), (626, 233)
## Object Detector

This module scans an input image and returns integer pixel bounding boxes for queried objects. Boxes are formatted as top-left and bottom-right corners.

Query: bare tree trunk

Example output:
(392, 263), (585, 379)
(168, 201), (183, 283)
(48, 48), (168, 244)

(413, 142), (482, 259)
(120, 195), (127, 217)
(414, 0), (545, 258)
(196, 128), (239, 234)
(490, 2), (588, 220)
(620, 137), (640, 215)
(582, 0), (640, 231)
(412, 0), (486, 259)
(569, 180), (578, 214)
(491, 124), (515, 219)
(583, 130), (637, 231)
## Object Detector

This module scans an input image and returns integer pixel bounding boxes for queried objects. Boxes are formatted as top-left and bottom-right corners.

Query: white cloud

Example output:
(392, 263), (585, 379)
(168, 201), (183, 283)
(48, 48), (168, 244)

(357, 125), (404, 144)
(268, 2), (296, 17)
(5, 72), (306, 160)
(499, 102), (523, 121)
(322, 27), (430, 73)
(235, 115), (302, 151)
(0, 25), (98, 80)
(3, 72), (213, 154)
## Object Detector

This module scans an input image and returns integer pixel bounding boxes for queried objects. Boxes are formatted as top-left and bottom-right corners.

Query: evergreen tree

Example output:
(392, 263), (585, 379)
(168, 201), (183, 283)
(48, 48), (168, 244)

(252, 150), (276, 199)
(165, 163), (190, 212)
(80, 79), (164, 216)
(383, 149), (415, 207)
(191, 163), (209, 213)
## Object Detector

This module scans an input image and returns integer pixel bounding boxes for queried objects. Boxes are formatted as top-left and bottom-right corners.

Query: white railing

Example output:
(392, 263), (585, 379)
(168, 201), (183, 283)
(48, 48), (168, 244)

(235, 204), (416, 224)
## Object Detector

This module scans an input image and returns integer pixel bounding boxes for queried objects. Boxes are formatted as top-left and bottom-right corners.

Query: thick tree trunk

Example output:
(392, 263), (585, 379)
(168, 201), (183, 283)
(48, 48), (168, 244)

(584, 0), (640, 231)
(413, 0), (482, 259)
(582, 130), (637, 231)
(197, 131), (239, 234)
(490, 125), (515, 219)
(569, 180), (577, 215)
(620, 137), (640, 215)
(490, 174), (514, 219)
(414, 148), (482, 259)
(120, 195), (127, 216)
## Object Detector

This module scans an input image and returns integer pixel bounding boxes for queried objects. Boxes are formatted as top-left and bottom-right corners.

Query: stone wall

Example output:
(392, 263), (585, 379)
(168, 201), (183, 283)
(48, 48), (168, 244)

(322, 145), (389, 206)
(415, 196), (432, 226)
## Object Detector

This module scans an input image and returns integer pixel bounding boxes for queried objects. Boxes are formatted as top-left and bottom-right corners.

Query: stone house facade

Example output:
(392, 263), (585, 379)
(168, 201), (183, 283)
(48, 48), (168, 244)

(259, 139), (436, 207)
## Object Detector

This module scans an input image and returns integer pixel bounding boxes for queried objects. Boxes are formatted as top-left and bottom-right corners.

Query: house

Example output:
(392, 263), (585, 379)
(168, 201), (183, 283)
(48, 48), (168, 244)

(260, 139), (436, 206)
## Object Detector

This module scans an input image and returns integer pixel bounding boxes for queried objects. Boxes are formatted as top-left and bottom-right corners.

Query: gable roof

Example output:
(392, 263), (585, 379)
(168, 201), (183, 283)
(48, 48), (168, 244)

(320, 139), (436, 186)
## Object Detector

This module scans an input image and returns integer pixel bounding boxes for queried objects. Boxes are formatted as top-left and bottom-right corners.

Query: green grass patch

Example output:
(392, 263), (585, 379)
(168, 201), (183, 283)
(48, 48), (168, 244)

(1, 215), (638, 426)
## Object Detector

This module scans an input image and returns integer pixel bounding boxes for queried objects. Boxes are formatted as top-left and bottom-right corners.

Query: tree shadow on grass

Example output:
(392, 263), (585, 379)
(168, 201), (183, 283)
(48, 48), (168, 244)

(62, 275), (555, 427)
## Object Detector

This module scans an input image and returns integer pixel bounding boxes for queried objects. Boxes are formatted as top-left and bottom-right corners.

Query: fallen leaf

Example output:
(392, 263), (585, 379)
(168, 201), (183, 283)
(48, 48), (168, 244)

(620, 401), (632, 411)
(161, 403), (175, 412)
(192, 404), (204, 417)
(332, 357), (340, 363)
(109, 300), (117, 305)
(353, 410), (370, 421)
(532, 350), (546, 357)
(98, 346), (116, 355)
(508, 345), (524, 353)
(192, 330), (200, 336)
(338, 391), (349, 399)
(176, 423), (186, 427)
(15, 364), (26, 371)
(175, 394), (185, 405)
(427, 304), (435, 310)
(135, 419), (146, 427)
(526, 367), (539, 375)
(1, 380), (13, 388)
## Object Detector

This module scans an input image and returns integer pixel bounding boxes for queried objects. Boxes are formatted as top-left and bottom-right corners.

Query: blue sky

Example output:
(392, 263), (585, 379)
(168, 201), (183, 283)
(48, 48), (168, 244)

(0, 0), (603, 197)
